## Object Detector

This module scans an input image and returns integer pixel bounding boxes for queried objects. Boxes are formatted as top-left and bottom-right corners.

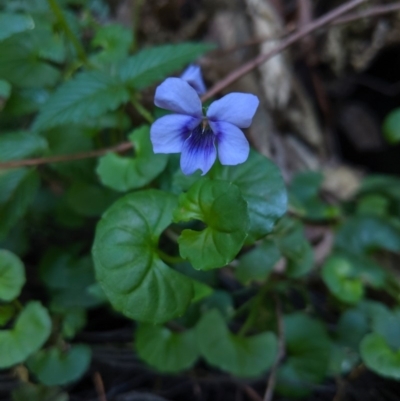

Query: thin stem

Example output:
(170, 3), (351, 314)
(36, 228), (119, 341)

(201, 0), (368, 102)
(47, 0), (89, 65)
(0, 142), (132, 169)
(131, 96), (154, 124)
(157, 250), (185, 265)
(263, 295), (285, 401)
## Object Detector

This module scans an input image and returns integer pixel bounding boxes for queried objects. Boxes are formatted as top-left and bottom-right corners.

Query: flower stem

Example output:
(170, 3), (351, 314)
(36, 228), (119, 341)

(131, 96), (154, 124)
(47, 0), (89, 66)
(157, 250), (184, 265)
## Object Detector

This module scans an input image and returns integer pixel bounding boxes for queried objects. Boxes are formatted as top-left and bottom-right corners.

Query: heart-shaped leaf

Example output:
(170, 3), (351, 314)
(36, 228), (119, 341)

(235, 240), (280, 284)
(27, 344), (92, 385)
(0, 249), (25, 301)
(196, 310), (277, 377)
(276, 313), (331, 398)
(360, 333), (400, 380)
(174, 178), (249, 270)
(322, 255), (364, 304)
(136, 324), (199, 373)
(213, 150), (287, 241)
(97, 125), (168, 192)
(0, 302), (51, 368)
(92, 189), (194, 323)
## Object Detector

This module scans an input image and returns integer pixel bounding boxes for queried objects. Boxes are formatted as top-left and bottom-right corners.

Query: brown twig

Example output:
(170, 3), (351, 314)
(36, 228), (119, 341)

(202, 0), (367, 102)
(0, 141), (132, 169)
(333, 2), (400, 25)
(263, 295), (285, 401)
(93, 371), (108, 401)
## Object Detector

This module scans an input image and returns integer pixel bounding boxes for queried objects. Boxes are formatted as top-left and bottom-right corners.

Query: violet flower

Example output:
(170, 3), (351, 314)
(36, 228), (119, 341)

(150, 77), (259, 175)
(180, 64), (206, 95)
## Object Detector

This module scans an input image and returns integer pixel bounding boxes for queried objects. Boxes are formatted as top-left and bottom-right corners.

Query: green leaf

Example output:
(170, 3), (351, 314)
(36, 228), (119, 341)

(0, 301), (51, 368)
(200, 290), (234, 320)
(0, 303), (17, 326)
(383, 108), (400, 144)
(277, 313), (331, 398)
(97, 125), (168, 191)
(0, 13), (34, 42)
(275, 218), (314, 278)
(66, 181), (117, 217)
(0, 249), (25, 301)
(43, 126), (94, 180)
(0, 131), (48, 161)
(0, 79), (11, 100)
(0, 168), (40, 240)
(60, 308), (87, 339)
(322, 255), (364, 304)
(40, 250), (100, 309)
(12, 383), (68, 401)
(289, 171), (340, 221)
(196, 310), (277, 377)
(0, 30), (62, 88)
(360, 333), (400, 379)
(119, 42), (214, 89)
(92, 190), (194, 323)
(174, 178), (249, 270)
(27, 344), (92, 386)
(212, 151), (287, 242)
(335, 216), (400, 254)
(91, 24), (133, 65)
(236, 240), (280, 284)
(370, 306), (400, 350)
(136, 324), (199, 373)
(336, 308), (369, 349)
(33, 71), (130, 131)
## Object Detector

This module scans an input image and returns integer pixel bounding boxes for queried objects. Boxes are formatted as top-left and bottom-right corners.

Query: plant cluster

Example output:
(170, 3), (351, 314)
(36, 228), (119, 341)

(1, 0), (400, 400)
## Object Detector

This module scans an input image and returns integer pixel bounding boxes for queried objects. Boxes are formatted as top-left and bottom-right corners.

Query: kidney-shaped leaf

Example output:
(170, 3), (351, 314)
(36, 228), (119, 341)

(276, 313), (331, 398)
(27, 344), (92, 386)
(361, 333), (400, 380)
(196, 310), (277, 378)
(174, 179), (249, 270)
(0, 249), (26, 301)
(97, 125), (168, 192)
(136, 324), (199, 373)
(214, 150), (287, 242)
(92, 190), (194, 323)
(0, 302), (51, 368)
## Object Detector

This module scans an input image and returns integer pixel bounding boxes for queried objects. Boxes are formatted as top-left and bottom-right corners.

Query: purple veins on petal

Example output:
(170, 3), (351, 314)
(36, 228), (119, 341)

(150, 114), (201, 153)
(154, 77), (203, 118)
(207, 93), (259, 128)
(180, 64), (207, 95)
(180, 125), (217, 175)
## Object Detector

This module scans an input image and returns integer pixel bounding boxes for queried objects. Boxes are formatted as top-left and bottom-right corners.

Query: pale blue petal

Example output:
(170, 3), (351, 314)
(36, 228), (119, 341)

(180, 64), (207, 95)
(180, 128), (217, 175)
(207, 93), (259, 128)
(155, 77), (203, 117)
(210, 121), (249, 165)
(151, 114), (201, 154)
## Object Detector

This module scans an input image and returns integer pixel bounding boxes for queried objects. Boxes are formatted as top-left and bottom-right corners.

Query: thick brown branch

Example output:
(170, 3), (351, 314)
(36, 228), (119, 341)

(0, 141), (132, 169)
(201, 0), (368, 102)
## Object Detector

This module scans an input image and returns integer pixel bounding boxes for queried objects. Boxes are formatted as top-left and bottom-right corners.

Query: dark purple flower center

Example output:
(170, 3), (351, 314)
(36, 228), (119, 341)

(184, 123), (216, 157)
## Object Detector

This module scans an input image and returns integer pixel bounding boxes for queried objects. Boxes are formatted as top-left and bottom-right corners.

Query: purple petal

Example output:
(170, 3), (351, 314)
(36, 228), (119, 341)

(207, 93), (259, 128)
(210, 121), (250, 165)
(155, 77), (203, 117)
(150, 114), (201, 153)
(180, 126), (217, 175)
(180, 64), (207, 95)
